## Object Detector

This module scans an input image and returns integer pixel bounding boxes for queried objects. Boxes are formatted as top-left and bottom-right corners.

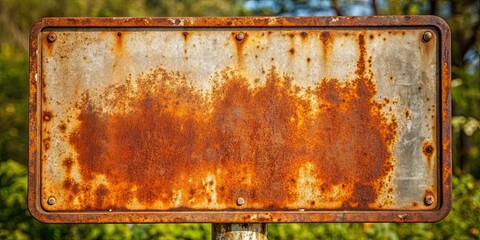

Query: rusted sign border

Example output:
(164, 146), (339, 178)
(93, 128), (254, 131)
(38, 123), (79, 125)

(28, 16), (451, 223)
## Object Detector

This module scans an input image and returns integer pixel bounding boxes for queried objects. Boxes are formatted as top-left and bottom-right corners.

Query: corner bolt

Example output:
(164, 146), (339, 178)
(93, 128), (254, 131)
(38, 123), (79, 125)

(47, 33), (57, 43)
(422, 31), (433, 42)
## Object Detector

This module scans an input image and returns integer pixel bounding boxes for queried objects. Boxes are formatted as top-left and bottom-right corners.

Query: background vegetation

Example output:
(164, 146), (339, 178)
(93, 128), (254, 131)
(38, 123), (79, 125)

(1, 0), (479, 239)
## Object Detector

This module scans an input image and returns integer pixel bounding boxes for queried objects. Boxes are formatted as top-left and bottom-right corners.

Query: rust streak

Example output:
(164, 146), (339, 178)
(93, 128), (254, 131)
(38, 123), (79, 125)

(232, 32), (248, 66)
(422, 142), (435, 165)
(182, 31), (190, 41)
(320, 31), (333, 63)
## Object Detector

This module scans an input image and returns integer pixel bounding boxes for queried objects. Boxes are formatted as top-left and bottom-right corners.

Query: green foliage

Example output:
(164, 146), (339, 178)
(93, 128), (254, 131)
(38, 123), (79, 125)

(0, 44), (29, 165)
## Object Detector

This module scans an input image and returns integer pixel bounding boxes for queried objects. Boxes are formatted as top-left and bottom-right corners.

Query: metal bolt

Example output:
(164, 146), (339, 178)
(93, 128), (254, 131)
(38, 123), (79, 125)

(424, 195), (434, 205)
(47, 33), (57, 43)
(235, 32), (245, 41)
(236, 197), (245, 206)
(47, 197), (56, 205)
(425, 145), (434, 154)
(422, 31), (433, 42)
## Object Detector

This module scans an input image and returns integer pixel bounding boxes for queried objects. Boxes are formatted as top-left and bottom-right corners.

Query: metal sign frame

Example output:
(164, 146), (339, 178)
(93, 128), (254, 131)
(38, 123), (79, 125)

(28, 16), (451, 223)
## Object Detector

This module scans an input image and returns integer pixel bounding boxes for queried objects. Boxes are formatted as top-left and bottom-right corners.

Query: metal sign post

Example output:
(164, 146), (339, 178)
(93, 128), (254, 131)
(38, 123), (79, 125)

(213, 223), (267, 239)
(29, 16), (451, 230)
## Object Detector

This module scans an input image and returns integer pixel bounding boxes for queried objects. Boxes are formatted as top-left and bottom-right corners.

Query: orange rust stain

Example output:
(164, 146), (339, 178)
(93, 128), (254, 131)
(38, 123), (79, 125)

(67, 35), (397, 211)
(441, 62), (450, 123)
(115, 32), (123, 50)
(182, 31), (190, 41)
(300, 31), (308, 39)
(43, 111), (52, 121)
(232, 32), (248, 65)
(58, 123), (67, 133)
(232, 32), (248, 52)
(422, 141), (435, 164)
(62, 157), (73, 171)
(320, 31), (333, 62)
(289, 48), (295, 55)
(43, 137), (50, 151)
(355, 33), (367, 77)
(44, 32), (54, 55)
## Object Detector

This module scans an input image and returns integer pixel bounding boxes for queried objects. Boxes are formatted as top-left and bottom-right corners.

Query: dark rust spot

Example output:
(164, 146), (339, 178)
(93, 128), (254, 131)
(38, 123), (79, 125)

(115, 31), (123, 49)
(62, 178), (79, 194)
(301, 31), (307, 38)
(95, 185), (109, 209)
(423, 142), (435, 162)
(62, 157), (73, 171)
(58, 123), (67, 132)
(43, 138), (50, 150)
(289, 48), (295, 55)
(68, 36), (397, 211)
(182, 31), (190, 41)
(43, 111), (52, 121)
(307, 57), (311, 63)
(320, 31), (331, 43)
(404, 109), (410, 119)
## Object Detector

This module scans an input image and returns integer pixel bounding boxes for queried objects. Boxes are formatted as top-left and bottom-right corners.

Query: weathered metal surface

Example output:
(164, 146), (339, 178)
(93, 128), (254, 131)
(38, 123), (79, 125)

(28, 16), (451, 223)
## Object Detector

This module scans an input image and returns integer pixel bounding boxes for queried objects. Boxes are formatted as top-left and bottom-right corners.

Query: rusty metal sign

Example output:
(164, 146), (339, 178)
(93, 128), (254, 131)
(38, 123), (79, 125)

(28, 16), (451, 223)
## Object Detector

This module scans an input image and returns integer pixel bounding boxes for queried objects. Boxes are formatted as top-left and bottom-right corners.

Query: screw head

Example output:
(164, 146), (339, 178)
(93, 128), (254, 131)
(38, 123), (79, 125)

(236, 197), (245, 206)
(422, 31), (433, 42)
(47, 197), (56, 205)
(47, 33), (57, 43)
(235, 32), (245, 41)
(424, 195), (434, 205)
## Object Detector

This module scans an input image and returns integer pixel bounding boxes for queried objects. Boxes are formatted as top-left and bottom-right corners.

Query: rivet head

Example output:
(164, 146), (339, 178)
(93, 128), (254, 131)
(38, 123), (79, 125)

(47, 197), (56, 205)
(424, 195), (434, 205)
(236, 197), (245, 206)
(235, 32), (245, 41)
(425, 145), (434, 154)
(422, 31), (433, 42)
(47, 33), (57, 43)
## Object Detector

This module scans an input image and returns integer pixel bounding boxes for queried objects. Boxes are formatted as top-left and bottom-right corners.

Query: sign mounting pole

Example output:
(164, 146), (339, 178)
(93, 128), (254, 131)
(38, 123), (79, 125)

(212, 223), (267, 239)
